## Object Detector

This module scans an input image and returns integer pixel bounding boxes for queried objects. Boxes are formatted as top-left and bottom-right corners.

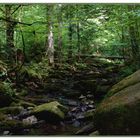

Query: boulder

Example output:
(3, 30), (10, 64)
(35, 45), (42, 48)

(31, 101), (68, 123)
(94, 70), (140, 135)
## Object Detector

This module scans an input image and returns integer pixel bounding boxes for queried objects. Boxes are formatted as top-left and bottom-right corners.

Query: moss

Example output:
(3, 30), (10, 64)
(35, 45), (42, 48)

(107, 69), (140, 97)
(0, 106), (24, 115)
(94, 82), (140, 135)
(17, 100), (36, 108)
(94, 102), (140, 135)
(0, 119), (24, 131)
(32, 101), (68, 121)
(0, 113), (7, 121)
(83, 109), (95, 119)
(0, 82), (15, 96)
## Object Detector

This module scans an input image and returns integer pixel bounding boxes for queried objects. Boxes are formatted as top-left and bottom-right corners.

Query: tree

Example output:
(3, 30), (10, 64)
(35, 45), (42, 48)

(128, 5), (140, 64)
(46, 5), (54, 66)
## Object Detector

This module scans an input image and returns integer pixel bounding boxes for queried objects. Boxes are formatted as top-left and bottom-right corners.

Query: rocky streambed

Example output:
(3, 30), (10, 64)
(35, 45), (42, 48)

(0, 58), (122, 135)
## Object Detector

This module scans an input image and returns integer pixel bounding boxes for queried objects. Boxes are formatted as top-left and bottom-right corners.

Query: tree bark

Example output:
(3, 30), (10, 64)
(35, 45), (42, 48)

(5, 5), (16, 62)
(46, 5), (54, 66)
(128, 5), (140, 63)
(57, 4), (63, 63)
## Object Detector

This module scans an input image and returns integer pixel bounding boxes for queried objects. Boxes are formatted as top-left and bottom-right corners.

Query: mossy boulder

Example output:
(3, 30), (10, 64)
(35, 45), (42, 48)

(31, 101), (68, 123)
(107, 69), (140, 97)
(94, 70), (140, 135)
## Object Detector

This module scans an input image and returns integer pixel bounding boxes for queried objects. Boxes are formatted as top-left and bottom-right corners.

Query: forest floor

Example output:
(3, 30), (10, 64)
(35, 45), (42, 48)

(0, 57), (124, 135)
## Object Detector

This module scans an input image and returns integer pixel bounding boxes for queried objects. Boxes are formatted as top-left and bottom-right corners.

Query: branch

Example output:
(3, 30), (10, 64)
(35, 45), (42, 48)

(0, 7), (4, 13)
(0, 17), (32, 26)
(11, 5), (22, 15)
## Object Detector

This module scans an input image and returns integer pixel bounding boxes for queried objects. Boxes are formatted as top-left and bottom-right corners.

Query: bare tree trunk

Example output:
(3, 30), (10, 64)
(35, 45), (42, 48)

(57, 4), (63, 63)
(5, 5), (15, 62)
(46, 5), (54, 66)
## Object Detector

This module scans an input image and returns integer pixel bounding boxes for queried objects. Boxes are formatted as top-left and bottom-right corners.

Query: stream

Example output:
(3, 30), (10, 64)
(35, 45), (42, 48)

(1, 58), (122, 135)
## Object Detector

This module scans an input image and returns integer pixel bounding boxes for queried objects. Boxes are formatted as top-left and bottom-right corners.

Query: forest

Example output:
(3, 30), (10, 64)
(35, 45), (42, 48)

(0, 4), (140, 136)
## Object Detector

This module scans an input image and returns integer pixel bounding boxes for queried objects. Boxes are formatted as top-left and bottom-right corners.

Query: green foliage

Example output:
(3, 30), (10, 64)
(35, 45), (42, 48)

(20, 58), (49, 80)
(0, 81), (15, 97)
(74, 62), (87, 69)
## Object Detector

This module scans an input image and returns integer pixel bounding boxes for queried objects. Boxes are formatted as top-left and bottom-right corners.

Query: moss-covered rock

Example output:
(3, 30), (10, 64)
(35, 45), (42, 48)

(94, 70), (140, 135)
(0, 119), (26, 132)
(11, 100), (36, 108)
(31, 101), (68, 123)
(107, 69), (140, 97)
(0, 106), (24, 115)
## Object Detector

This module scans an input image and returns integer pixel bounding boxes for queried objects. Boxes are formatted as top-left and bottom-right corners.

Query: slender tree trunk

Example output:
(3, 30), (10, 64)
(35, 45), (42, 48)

(128, 5), (139, 63)
(67, 6), (73, 62)
(68, 22), (73, 60)
(46, 5), (54, 66)
(5, 5), (15, 62)
(57, 4), (62, 63)
(77, 22), (80, 54)
(76, 6), (80, 54)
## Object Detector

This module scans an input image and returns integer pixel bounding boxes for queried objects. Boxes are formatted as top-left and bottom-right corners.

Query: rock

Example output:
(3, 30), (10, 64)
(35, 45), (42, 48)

(79, 94), (86, 99)
(75, 109), (95, 121)
(11, 100), (36, 108)
(0, 119), (24, 131)
(63, 89), (81, 98)
(94, 70), (140, 135)
(89, 130), (99, 136)
(31, 101), (68, 123)
(95, 85), (110, 100)
(83, 109), (95, 119)
(73, 80), (97, 92)
(107, 69), (140, 97)
(76, 123), (95, 135)
(0, 106), (24, 115)
(73, 120), (80, 127)
(3, 130), (10, 135)
(22, 115), (37, 124)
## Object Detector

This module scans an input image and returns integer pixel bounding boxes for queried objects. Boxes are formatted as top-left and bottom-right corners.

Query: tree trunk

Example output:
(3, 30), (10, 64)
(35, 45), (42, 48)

(67, 6), (73, 62)
(57, 4), (63, 63)
(128, 5), (140, 63)
(76, 6), (80, 54)
(5, 5), (16, 62)
(46, 5), (54, 66)
(68, 22), (73, 60)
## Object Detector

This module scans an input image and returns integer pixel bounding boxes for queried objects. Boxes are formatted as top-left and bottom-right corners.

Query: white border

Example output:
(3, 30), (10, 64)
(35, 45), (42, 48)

(0, 0), (140, 3)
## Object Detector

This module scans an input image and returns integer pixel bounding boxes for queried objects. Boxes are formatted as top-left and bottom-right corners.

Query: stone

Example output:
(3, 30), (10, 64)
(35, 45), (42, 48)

(31, 101), (68, 123)
(3, 131), (10, 135)
(89, 130), (99, 136)
(94, 70), (140, 135)
(22, 115), (37, 124)
(76, 123), (95, 135)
